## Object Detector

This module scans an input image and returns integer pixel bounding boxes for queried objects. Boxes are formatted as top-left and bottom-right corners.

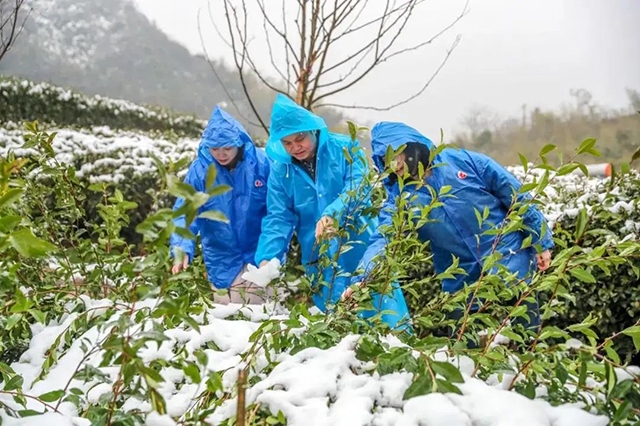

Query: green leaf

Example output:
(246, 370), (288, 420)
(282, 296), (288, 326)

(621, 326), (640, 351)
(555, 364), (568, 385)
(10, 291), (32, 313)
(536, 171), (549, 194)
(3, 375), (23, 391)
(182, 363), (202, 384)
(439, 185), (452, 195)
(510, 305), (529, 319)
(206, 163), (218, 190)
(9, 228), (57, 258)
(167, 175), (196, 198)
(403, 375), (433, 400)
(610, 379), (634, 400)
(435, 378), (462, 395)
(346, 121), (358, 142)
(0, 188), (23, 209)
(198, 210), (229, 223)
(556, 163), (580, 176)
(207, 371), (223, 393)
(539, 144), (557, 156)
(474, 208), (483, 229)
(578, 164), (589, 177)
(574, 208), (588, 242)
(17, 409), (42, 417)
(0, 215), (21, 233)
(519, 154), (529, 172)
(430, 361), (463, 383)
(603, 342), (621, 365)
(539, 326), (567, 341)
(569, 268), (596, 284)
(208, 184), (231, 197)
(577, 138), (597, 155)
(38, 389), (65, 403)
(631, 146), (640, 163)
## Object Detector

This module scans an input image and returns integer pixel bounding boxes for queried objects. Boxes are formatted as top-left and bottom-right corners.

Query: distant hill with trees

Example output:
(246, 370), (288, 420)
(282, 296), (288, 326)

(453, 88), (640, 166)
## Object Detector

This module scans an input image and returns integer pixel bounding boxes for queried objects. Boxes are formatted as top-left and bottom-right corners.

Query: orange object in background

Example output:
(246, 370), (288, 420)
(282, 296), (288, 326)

(573, 163), (612, 177)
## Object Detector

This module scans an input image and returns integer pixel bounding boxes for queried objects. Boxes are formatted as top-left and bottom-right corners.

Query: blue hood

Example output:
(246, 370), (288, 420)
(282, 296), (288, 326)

(370, 121), (435, 172)
(198, 106), (253, 163)
(266, 94), (328, 163)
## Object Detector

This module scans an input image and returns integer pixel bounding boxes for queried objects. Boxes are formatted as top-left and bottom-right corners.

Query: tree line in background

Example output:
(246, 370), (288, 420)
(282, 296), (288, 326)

(453, 88), (640, 166)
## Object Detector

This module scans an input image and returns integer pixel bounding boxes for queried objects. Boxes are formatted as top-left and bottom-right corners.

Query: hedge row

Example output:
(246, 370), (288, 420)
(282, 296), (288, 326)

(0, 77), (207, 137)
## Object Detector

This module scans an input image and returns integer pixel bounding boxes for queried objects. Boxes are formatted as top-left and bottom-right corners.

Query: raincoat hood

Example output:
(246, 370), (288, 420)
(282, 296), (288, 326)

(370, 121), (435, 172)
(266, 94), (328, 163)
(198, 106), (253, 163)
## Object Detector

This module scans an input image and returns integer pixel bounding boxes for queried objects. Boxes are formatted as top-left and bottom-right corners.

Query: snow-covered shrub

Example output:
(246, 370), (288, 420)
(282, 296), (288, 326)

(0, 126), (638, 425)
(0, 77), (206, 137)
(0, 126), (199, 242)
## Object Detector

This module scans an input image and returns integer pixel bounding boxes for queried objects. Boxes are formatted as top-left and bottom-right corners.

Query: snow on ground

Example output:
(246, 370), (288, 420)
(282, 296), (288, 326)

(0, 295), (612, 426)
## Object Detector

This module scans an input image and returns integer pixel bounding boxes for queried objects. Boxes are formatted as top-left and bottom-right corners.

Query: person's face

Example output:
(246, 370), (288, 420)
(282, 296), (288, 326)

(391, 152), (407, 176)
(210, 146), (238, 166)
(281, 131), (315, 161)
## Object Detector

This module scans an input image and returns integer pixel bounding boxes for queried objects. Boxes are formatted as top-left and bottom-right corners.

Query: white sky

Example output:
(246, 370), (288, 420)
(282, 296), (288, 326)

(134, 0), (640, 140)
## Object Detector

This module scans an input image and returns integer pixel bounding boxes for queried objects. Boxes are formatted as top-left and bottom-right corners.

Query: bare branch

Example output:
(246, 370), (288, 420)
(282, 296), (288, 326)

(336, 0), (425, 41)
(0, 0), (29, 63)
(315, 35), (460, 111)
(310, 0), (415, 83)
(197, 8), (263, 128)
(222, 0), (269, 132)
(262, 22), (289, 89)
(207, 1), (234, 50)
(381, 0), (468, 63)
(281, 0), (293, 90)
(316, 0), (466, 90)
(305, 0), (341, 109)
(295, 0), (307, 104)
(208, 0), (466, 119)
(312, 0), (419, 103)
(256, 0), (300, 64)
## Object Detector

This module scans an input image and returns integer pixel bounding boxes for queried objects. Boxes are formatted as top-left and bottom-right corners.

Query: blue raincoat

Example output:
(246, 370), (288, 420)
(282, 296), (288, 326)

(255, 95), (409, 327)
(170, 107), (270, 289)
(357, 122), (554, 295)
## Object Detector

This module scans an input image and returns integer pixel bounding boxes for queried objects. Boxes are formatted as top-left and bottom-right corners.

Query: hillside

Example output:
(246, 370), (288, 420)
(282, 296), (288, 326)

(0, 0), (274, 132)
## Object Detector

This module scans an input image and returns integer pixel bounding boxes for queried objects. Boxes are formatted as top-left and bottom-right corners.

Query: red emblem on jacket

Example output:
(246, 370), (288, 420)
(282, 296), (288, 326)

(457, 171), (467, 179)
(255, 179), (264, 188)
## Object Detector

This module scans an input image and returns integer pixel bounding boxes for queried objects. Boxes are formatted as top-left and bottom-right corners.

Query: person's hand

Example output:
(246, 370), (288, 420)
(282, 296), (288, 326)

(536, 250), (552, 271)
(171, 255), (189, 274)
(315, 216), (335, 240)
(341, 282), (363, 308)
(259, 260), (270, 268)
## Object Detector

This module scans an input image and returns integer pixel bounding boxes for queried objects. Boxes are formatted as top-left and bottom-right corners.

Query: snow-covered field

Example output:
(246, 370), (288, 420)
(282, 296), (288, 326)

(0, 295), (616, 426)
(1, 124), (638, 425)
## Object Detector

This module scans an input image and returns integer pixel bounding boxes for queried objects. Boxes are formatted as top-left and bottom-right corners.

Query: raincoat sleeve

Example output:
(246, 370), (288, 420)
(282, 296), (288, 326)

(468, 151), (554, 251)
(352, 189), (398, 284)
(322, 141), (370, 221)
(255, 167), (296, 264)
(170, 163), (203, 262)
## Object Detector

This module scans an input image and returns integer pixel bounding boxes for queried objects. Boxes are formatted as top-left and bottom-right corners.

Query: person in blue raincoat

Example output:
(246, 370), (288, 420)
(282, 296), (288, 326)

(254, 94), (409, 328)
(170, 106), (271, 304)
(353, 121), (554, 330)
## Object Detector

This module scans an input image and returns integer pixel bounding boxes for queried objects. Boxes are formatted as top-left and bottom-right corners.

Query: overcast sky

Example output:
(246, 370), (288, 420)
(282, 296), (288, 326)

(134, 0), (640, 140)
